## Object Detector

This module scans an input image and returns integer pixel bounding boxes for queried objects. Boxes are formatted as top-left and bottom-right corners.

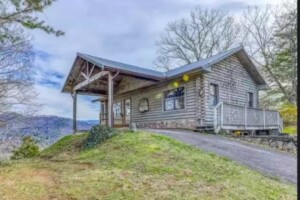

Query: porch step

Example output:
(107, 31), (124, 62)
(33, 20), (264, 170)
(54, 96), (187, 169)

(194, 126), (215, 133)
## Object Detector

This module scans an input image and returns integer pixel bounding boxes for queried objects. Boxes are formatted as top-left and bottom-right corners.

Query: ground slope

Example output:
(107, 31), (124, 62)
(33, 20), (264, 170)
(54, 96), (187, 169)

(146, 128), (297, 183)
(0, 131), (296, 200)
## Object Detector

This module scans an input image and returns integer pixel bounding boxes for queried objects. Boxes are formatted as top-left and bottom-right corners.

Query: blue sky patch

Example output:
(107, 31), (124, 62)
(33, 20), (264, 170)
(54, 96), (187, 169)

(35, 50), (52, 61)
(38, 79), (61, 88)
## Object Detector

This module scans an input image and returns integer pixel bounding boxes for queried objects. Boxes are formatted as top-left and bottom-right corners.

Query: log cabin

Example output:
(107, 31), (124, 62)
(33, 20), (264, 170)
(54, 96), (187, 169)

(61, 45), (283, 134)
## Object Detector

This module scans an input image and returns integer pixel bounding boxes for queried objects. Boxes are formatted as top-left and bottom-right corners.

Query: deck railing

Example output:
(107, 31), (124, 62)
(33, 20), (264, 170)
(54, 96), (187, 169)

(214, 102), (283, 133)
(99, 112), (123, 125)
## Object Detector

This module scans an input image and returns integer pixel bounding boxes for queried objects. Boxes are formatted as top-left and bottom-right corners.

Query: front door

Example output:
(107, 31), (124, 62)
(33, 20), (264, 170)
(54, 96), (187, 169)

(124, 99), (131, 125)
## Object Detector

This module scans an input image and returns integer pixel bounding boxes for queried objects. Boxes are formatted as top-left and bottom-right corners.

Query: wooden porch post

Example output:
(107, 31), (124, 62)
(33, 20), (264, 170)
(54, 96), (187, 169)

(108, 72), (113, 127)
(72, 91), (77, 133)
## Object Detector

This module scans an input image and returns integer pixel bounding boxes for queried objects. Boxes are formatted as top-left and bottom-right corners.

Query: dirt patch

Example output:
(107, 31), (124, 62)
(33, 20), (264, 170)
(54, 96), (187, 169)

(71, 162), (94, 171)
(19, 169), (56, 186)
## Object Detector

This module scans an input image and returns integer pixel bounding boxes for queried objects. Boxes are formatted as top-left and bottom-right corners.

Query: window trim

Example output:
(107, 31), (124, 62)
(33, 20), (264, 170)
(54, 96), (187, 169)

(209, 82), (219, 108)
(162, 85), (187, 112)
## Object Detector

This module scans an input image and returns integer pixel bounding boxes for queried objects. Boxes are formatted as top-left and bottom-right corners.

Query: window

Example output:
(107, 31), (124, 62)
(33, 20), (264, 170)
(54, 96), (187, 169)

(209, 84), (218, 106)
(164, 87), (185, 111)
(125, 99), (130, 116)
(113, 102), (121, 118)
(248, 92), (253, 107)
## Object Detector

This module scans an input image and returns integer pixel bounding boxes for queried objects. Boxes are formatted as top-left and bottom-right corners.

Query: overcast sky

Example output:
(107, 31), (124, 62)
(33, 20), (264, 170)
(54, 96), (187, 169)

(32, 0), (282, 120)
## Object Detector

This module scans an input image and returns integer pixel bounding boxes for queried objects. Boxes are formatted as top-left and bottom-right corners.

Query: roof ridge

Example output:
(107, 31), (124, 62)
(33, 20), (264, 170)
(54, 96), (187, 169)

(166, 45), (243, 77)
(77, 52), (163, 75)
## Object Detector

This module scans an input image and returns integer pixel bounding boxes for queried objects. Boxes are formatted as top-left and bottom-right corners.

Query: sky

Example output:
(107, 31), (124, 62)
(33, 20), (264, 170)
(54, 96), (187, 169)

(32, 0), (282, 120)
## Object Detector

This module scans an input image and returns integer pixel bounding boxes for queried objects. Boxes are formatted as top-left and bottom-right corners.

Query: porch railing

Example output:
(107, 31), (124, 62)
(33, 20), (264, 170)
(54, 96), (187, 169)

(214, 102), (283, 133)
(99, 112), (123, 125)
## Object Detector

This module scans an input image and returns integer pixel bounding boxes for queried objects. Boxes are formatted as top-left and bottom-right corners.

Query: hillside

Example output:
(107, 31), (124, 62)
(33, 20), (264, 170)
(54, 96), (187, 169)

(0, 131), (296, 199)
(0, 113), (98, 158)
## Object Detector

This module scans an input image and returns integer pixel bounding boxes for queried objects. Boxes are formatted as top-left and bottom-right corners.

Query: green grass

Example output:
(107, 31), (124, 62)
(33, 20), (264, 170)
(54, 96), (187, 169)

(283, 126), (297, 135)
(0, 131), (296, 200)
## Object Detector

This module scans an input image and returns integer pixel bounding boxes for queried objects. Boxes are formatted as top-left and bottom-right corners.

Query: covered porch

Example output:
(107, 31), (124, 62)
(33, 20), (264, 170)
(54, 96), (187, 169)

(61, 53), (162, 132)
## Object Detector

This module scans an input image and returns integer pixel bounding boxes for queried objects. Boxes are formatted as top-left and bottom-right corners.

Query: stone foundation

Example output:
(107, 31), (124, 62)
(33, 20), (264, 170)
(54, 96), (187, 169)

(228, 135), (297, 154)
(135, 119), (197, 130)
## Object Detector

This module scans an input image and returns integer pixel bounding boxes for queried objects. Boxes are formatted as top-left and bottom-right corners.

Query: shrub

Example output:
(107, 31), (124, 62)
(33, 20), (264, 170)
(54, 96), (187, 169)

(84, 125), (118, 149)
(279, 103), (297, 126)
(11, 136), (40, 160)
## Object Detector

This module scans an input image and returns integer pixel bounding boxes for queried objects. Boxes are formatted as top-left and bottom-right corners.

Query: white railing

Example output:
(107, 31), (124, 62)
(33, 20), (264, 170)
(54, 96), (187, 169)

(213, 102), (283, 133)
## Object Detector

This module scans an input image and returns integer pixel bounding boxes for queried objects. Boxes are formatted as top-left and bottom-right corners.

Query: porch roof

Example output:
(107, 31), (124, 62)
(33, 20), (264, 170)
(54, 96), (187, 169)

(61, 45), (267, 94)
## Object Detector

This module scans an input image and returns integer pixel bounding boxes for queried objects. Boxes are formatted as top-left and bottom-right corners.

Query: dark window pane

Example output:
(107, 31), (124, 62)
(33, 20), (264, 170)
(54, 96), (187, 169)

(209, 84), (218, 106)
(125, 99), (130, 116)
(165, 99), (174, 110)
(113, 102), (121, 117)
(164, 87), (185, 111)
(175, 97), (184, 109)
(248, 92), (253, 107)
(210, 84), (215, 96)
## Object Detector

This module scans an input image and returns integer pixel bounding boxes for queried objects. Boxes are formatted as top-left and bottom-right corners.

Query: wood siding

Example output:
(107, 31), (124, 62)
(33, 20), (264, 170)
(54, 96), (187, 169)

(203, 55), (259, 126)
(113, 77), (197, 125)
(104, 55), (261, 128)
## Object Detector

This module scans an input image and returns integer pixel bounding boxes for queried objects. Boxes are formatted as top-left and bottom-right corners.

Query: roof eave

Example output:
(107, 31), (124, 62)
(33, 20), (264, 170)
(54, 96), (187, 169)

(258, 84), (269, 90)
(77, 53), (164, 81)
(166, 66), (211, 80)
(61, 55), (80, 93)
(239, 48), (267, 85)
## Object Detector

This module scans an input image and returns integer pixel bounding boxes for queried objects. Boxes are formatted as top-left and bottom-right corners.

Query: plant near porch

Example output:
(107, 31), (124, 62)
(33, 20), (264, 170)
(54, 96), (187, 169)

(84, 125), (118, 149)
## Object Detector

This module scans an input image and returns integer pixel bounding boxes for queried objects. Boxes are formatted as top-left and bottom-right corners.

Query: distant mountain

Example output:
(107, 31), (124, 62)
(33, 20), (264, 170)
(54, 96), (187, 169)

(0, 114), (98, 158)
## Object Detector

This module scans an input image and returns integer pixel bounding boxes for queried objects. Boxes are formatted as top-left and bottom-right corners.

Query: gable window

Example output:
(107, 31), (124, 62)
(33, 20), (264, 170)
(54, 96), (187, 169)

(209, 84), (219, 106)
(164, 87), (185, 111)
(248, 92), (253, 107)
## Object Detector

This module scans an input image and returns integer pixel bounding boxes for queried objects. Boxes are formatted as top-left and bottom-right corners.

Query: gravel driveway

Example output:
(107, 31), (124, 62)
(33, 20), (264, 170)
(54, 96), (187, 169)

(144, 129), (297, 184)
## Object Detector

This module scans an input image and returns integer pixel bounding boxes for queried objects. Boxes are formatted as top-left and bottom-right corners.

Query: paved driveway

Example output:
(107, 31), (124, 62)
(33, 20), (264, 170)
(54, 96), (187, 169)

(144, 129), (297, 184)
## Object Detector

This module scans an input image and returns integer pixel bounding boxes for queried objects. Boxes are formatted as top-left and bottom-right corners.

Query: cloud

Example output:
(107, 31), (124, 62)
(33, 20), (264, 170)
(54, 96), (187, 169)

(30, 0), (281, 120)
(214, 1), (249, 11)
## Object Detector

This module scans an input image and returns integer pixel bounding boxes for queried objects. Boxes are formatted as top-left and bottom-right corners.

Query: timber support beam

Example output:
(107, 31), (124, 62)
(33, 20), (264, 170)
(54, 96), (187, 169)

(73, 71), (109, 91)
(71, 91), (77, 133)
(108, 72), (113, 127)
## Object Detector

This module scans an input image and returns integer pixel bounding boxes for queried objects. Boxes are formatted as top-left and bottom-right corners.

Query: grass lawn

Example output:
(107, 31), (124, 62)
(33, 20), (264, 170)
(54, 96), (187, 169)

(0, 131), (296, 200)
(283, 126), (297, 135)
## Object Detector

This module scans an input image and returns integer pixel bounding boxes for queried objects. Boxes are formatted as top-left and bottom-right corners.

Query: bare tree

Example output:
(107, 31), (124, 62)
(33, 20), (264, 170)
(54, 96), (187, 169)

(241, 0), (297, 106)
(0, 0), (63, 116)
(0, 27), (38, 115)
(154, 6), (240, 71)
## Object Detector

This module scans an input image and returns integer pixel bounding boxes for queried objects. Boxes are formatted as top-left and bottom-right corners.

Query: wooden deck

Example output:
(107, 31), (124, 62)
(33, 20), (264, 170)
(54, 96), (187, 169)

(214, 102), (283, 133)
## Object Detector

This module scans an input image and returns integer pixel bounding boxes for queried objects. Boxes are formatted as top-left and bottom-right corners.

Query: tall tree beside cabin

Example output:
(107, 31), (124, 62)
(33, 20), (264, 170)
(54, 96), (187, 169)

(154, 0), (297, 109)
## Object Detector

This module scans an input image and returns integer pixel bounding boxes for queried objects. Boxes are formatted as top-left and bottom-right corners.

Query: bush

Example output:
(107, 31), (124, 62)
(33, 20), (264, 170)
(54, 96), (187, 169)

(279, 103), (297, 126)
(84, 125), (118, 149)
(11, 136), (40, 160)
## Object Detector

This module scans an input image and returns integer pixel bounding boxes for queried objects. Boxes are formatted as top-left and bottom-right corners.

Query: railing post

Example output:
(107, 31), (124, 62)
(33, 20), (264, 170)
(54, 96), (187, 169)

(220, 102), (223, 129)
(244, 106), (247, 129)
(277, 112), (280, 131)
(263, 109), (266, 129)
(213, 107), (217, 133)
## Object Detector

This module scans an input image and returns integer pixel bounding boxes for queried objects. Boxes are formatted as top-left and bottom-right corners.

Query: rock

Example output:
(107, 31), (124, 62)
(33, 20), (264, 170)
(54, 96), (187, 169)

(129, 123), (137, 132)
(276, 141), (284, 150)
